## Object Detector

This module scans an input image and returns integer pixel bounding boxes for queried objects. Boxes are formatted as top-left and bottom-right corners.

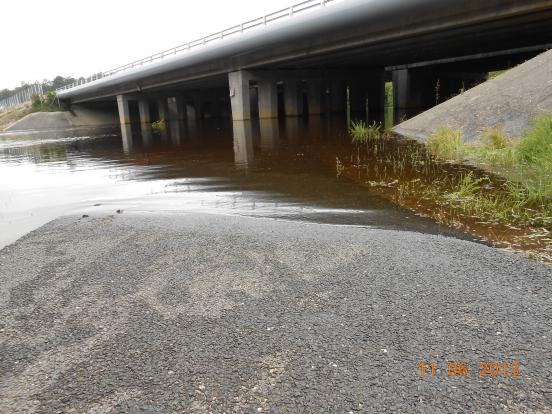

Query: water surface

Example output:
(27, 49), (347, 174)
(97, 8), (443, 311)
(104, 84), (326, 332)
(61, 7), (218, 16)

(0, 117), (466, 249)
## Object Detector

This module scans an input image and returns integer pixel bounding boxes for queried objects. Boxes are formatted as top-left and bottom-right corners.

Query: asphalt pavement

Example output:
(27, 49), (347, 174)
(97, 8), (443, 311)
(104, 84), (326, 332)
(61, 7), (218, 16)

(1, 213), (551, 413)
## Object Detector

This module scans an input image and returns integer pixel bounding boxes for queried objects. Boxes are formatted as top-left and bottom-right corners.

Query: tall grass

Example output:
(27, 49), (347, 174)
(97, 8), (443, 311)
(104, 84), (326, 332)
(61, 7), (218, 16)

(349, 120), (383, 144)
(426, 128), (463, 160)
(425, 114), (552, 206)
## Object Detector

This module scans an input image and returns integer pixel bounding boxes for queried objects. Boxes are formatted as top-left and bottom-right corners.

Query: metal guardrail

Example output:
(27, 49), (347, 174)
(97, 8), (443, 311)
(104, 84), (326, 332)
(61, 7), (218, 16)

(57, 0), (336, 93)
(0, 83), (44, 112)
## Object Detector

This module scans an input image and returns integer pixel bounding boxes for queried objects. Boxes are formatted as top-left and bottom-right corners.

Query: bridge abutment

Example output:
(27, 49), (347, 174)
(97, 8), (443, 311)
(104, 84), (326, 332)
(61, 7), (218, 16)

(393, 68), (487, 118)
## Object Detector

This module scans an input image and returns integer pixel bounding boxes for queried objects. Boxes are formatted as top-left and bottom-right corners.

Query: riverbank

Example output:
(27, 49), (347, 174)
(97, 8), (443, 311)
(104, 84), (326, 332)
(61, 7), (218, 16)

(1, 212), (551, 413)
(0, 105), (33, 131)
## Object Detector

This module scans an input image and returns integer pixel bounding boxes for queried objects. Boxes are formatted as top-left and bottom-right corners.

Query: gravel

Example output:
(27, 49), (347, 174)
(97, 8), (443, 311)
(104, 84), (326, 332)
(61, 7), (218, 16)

(1, 212), (551, 413)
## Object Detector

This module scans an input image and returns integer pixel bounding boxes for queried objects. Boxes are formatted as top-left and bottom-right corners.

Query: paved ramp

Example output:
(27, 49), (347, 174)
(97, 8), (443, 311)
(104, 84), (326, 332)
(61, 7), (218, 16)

(1, 213), (551, 412)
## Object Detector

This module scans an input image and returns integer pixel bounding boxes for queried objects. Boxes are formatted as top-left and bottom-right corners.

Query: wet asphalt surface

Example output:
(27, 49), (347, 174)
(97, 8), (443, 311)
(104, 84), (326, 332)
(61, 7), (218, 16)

(1, 213), (551, 413)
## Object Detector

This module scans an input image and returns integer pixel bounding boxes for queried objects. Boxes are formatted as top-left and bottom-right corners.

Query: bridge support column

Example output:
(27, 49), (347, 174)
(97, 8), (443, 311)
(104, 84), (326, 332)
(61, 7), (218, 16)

(157, 98), (169, 121)
(190, 96), (202, 120)
(330, 80), (346, 113)
(138, 99), (151, 125)
(186, 104), (197, 121)
(116, 95), (131, 125)
(258, 78), (278, 119)
(307, 79), (322, 115)
(233, 121), (254, 166)
(168, 96), (185, 121)
(229, 71), (252, 121)
(348, 79), (365, 114)
(284, 80), (302, 117)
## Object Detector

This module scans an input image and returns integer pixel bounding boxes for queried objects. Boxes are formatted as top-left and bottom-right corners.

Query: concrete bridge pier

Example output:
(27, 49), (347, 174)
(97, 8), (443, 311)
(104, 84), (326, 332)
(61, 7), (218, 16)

(168, 96), (185, 121)
(348, 79), (365, 114)
(186, 104), (198, 121)
(307, 79), (322, 116)
(191, 95), (203, 120)
(138, 99), (151, 125)
(233, 120), (254, 166)
(116, 95), (131, 125)
(157, 98), (168, 121)
(330, 80), (346, 114)
(167, 96), (185, 143)
(284, 79), (302, 117)
(257, 77), (279, 119)
(229, 71), (253, 121)
(121, 124), (133, 154)
(117, 95), (134, 150)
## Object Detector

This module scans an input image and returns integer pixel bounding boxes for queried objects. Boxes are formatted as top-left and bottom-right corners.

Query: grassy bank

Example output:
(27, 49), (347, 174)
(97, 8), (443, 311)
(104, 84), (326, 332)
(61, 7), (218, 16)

(0, 105), (34, 131)
(342, 116), (552, 262)
(427, 115), (552, 204)
(0, 92), (62, 131)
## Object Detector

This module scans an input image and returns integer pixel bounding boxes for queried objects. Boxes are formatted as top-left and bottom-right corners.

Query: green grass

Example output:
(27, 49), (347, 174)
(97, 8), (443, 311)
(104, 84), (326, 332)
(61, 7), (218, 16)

(385, 82), (393, 108)
(152, 118), (166, 134)
(0, 105), (33, 130)
(425, 114), (552, 209)
(31, 92), (61, 112)
(0, 92), (63, 131)
(349, 120), (383, 144)
(488, 69), (509, 79)
(426, 128), (463, 160)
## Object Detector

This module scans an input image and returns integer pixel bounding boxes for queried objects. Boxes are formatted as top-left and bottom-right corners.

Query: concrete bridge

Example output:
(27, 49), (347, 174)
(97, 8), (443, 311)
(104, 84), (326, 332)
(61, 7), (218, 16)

(57, 0), (552, 127)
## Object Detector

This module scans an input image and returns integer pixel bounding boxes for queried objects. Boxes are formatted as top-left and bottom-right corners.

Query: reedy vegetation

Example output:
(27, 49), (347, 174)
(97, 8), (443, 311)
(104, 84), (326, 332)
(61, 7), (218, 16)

(344, 114), (552, 262)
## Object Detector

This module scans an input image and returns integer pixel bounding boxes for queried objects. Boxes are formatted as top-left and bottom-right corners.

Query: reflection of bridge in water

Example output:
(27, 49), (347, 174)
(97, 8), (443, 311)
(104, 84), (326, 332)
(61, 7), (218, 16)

(121, 116), (317, 167)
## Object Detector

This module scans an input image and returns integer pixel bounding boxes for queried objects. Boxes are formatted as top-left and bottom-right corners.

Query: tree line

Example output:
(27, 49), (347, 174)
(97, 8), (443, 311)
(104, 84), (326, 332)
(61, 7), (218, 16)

(0, 74), (102, 100)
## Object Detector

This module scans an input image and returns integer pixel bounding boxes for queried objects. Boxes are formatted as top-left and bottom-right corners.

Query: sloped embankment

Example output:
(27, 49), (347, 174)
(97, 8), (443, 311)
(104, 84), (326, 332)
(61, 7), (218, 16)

(393, 49), (552, 142)
(3, 107), (118, 132)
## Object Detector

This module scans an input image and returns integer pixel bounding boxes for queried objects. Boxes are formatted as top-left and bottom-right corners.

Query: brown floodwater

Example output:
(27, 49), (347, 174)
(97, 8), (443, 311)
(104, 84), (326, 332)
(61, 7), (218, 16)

(0, 115), (548, 262)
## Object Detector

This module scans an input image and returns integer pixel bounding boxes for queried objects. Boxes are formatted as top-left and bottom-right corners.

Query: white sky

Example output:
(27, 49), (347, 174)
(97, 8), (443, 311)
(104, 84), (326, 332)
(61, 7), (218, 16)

(0, 0), (295, 90)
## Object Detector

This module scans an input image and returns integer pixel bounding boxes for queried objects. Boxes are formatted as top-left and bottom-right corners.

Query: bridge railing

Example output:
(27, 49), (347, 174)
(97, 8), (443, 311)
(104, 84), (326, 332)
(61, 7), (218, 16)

(57, 0), (337, 93)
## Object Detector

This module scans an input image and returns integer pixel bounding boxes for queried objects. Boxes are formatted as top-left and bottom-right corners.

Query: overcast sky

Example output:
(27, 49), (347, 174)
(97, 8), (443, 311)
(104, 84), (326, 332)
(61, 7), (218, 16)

(0, 0), (296, 90)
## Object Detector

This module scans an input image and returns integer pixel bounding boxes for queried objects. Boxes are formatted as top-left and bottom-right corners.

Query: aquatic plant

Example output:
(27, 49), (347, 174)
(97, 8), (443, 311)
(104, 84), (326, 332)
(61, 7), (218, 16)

(336, 157), (344, 177)
(385, 82), (394, 109)
(349, 120), (382, 144)
(426, 115), (552, 203)
(152, 118), (167, 134)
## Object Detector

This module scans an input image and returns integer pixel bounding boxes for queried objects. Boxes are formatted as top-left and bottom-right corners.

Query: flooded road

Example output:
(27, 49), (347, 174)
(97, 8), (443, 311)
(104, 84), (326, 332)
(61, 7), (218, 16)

(0, 116), (468, 249)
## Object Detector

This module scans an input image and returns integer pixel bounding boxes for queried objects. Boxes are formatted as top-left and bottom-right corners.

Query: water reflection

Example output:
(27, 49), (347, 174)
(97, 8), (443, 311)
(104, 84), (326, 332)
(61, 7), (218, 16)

(259, 119), (279, 151)
(141, 124), (153, 149)
(121, 124), (133, 154)
(232, 120), (254, 167)
(0, 117), (468, 249)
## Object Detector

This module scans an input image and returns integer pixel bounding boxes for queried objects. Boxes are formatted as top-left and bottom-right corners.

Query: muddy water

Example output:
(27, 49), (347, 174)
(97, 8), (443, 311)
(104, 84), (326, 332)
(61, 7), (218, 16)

(0, 116), (474, 249)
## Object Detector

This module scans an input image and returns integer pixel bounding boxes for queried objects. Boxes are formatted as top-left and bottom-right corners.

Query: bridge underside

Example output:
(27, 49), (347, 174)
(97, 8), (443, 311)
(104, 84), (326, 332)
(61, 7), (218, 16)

(60, 0), (552, 127)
